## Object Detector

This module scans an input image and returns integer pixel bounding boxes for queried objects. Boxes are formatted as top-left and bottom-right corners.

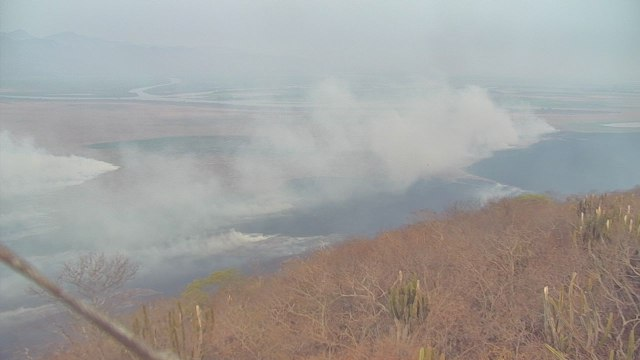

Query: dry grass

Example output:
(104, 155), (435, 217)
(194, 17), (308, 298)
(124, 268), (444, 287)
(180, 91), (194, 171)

(37, 188), (640, 359)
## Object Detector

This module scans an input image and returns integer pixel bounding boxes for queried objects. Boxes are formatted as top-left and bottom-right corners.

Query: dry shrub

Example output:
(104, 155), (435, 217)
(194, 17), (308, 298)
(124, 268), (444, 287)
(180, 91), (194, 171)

(43, 189), (640, 359)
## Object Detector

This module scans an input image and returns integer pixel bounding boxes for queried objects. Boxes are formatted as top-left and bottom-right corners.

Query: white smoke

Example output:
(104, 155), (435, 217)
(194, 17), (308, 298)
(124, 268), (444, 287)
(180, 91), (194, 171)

(255, 79), (555, 191)
(0, 80), (555, 252)
(0, 131), (119, 198)
(0, 79), (556, 323)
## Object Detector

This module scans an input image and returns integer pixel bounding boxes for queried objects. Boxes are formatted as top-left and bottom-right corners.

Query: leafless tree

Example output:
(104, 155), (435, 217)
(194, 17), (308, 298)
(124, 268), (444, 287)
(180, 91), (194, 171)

(57, 252), (139, 310)
(0, 243), (177, 360)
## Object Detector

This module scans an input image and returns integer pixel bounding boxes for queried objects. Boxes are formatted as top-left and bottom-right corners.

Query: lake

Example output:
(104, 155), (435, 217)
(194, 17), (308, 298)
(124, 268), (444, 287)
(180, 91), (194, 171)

(1, 79), (639, 358)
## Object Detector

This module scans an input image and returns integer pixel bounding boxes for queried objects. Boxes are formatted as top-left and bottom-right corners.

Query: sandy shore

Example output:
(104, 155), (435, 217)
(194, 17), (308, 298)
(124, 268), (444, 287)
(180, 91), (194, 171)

(0, 99), (285, 156)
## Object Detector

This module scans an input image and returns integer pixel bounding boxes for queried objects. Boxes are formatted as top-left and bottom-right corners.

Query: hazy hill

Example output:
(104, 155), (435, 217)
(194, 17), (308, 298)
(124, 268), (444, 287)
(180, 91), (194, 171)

(1, 30), (171, 89)
(0, 30), (308, 94)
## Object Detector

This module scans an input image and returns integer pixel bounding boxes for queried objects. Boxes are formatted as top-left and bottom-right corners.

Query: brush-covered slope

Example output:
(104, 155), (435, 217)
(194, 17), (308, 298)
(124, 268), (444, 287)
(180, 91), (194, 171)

(47, 189), (640, 360)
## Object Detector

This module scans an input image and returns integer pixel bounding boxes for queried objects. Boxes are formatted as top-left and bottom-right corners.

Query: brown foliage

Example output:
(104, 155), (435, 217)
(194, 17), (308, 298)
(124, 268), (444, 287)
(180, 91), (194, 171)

(42, 189), (640, 359)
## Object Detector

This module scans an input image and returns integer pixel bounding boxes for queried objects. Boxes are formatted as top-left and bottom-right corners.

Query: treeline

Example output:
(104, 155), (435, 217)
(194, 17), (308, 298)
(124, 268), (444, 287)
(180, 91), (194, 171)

(42, 189), (640, 359)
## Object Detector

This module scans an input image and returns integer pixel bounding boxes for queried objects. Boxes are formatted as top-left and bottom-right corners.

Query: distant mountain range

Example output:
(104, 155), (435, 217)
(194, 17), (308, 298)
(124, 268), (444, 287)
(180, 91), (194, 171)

(0, 30), (309, 92)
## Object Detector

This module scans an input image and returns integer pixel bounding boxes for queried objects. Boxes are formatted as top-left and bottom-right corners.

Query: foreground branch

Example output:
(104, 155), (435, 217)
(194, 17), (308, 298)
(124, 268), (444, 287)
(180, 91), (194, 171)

(0, 242), (179, 360)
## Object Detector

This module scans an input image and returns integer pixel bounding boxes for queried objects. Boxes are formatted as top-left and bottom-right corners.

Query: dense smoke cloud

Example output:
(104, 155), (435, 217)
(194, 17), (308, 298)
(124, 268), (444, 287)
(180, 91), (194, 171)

(0, 131), (118, 198)
(257, 79), (554, 190)
(0, 79), (553, 328)
(1, 80), (553, 255)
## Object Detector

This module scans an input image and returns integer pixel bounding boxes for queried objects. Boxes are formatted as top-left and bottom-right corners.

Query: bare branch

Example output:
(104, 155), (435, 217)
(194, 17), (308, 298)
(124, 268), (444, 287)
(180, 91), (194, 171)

(0, 242), (179, 360)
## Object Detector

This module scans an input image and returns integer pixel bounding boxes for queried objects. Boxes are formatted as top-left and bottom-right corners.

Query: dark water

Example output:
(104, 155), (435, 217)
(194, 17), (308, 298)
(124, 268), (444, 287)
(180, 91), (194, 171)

(3, 129), (639, 359)
(236, 177), (499, 237)
(84, 131), (640, 236)
(87, 136), (520, 236)
(469, 131), (640, 195)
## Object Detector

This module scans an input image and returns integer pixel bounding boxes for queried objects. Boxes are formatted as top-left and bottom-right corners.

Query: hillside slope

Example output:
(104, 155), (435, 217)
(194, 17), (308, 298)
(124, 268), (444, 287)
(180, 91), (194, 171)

(45, 189), (640, 359)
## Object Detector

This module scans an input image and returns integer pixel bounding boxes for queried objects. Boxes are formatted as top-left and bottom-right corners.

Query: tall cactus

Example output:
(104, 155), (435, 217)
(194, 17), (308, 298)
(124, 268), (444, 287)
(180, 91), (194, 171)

(418, 346), (446, 360)
(388, 270), (428, 341)
(131, 302), (214, 360)
(132, 304), (157, 347)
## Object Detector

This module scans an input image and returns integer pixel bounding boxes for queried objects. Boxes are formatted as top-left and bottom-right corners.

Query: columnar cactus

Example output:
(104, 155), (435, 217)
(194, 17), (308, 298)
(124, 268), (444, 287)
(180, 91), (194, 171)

(418, 346), (446, 360)
(388, 270), (428, 341)
(131, 302), (214, 360)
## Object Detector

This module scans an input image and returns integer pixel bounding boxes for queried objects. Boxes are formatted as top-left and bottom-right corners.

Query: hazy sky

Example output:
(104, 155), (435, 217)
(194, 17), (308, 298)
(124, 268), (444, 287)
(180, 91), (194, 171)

(1, 0), (639, 82)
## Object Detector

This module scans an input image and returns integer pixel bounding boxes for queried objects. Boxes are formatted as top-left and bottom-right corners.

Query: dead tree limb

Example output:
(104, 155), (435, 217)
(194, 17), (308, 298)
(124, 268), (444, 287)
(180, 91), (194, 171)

(0, 242), (180, 360)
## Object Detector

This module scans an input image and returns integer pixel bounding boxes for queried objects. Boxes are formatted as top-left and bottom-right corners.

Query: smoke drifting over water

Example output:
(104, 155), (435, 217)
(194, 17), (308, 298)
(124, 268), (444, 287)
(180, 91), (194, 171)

(0, 80), (555, 349)
(0, 131), (119, 198)
(258, 79), (554, 191)
(0, 79), (556, 255)
(1, 1), (638, 357)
